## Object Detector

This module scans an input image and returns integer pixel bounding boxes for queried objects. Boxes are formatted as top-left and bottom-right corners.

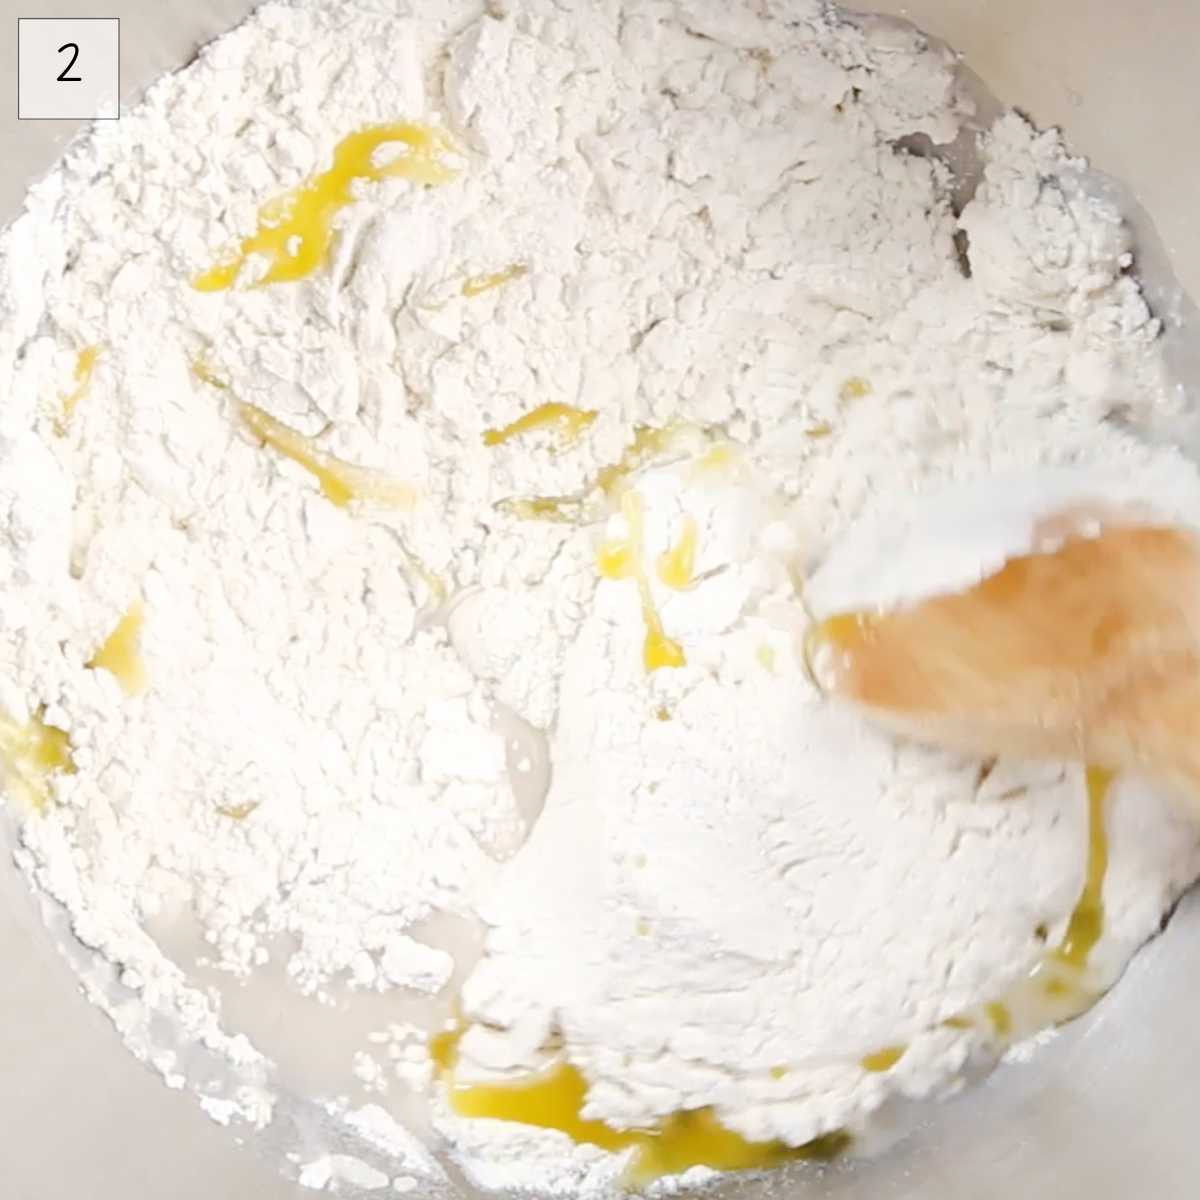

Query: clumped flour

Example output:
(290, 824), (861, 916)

(2, 0), (1200, 1195)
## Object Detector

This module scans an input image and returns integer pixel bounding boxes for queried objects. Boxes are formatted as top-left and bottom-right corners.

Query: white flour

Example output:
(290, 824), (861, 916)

(804, 462), (1200, 620)
(0, 0), (1199, 1196)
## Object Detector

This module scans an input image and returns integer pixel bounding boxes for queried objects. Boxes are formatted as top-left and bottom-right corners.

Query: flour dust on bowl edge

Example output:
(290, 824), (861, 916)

(2, 0), (1200, 1198)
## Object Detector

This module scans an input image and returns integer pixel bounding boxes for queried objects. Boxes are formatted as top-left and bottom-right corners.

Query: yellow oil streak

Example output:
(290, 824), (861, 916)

(433, 1029), (849, 1185)
(838, 377), (870, 403)
(1054, 764), (1110, 969)
(406, 556), (448, 608)
(860, 1046), (904, 1073)
(190, 358), (229, 390)
(238, 402), (414, 510)
(596, 425), (691, 499)
(948, 767), (1112, 1041)
(429, 1027), (460, 1072)
(598, 492), (685, 672)
(194, 123), (459, 291)
(462, 264), (528, 298)
(0, 708), (76, 814)
(495, 495), (585, 523)
(984, 1002), (1013, 1037)
(687, 443), (738, 481)
(801, 611), (867, 687)
(483, 402), (597, 449)
(656, 515), (699, 591)
(216, 802), (259, 820)
(499, 423), (696, 523)
(55, 345), (101, 435)
(87, 602), (148, 695)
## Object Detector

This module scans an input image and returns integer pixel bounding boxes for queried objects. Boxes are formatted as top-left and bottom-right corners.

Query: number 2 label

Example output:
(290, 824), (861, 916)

(18, 17), (120, 120)
(57, 42), (82, 82)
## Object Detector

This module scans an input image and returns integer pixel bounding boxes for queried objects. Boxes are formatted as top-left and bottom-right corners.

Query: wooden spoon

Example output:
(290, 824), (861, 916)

(805, 483), (1200, 809)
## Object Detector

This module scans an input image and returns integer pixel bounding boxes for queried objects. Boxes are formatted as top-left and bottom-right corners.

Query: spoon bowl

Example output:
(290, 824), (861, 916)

(805, 475), (1200, 807)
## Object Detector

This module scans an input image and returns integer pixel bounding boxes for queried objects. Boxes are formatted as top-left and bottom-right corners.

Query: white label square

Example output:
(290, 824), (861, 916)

(18, 18), (120, 120)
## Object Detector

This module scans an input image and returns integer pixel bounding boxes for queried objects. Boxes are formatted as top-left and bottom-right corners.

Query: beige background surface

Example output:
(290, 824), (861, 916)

(0, 2), (1198, 1198)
